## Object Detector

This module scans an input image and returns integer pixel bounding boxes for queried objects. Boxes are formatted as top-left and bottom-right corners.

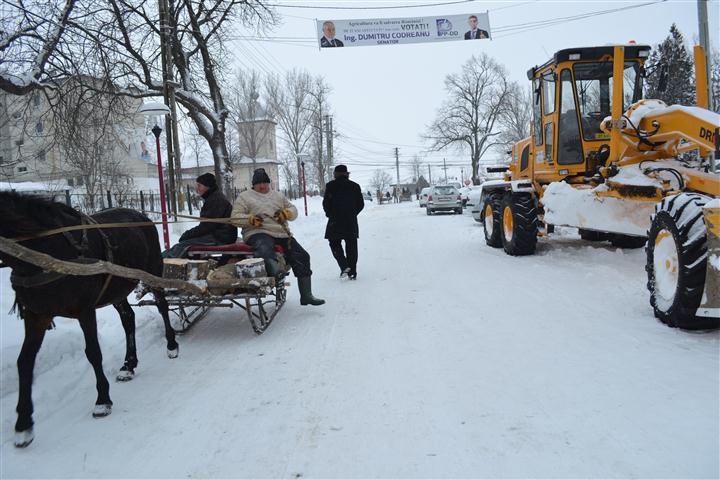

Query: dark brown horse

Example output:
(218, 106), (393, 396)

(0, 191), (178, 448)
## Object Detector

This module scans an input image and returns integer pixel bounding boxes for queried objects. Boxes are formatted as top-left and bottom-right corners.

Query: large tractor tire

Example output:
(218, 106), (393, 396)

(501, 193), (538, 256)
(481, 193), (502, 247)
(646, 193), (715, 330)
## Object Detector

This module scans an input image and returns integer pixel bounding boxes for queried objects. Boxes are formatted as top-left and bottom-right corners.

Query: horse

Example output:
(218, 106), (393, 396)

(0, 191), (179, 448)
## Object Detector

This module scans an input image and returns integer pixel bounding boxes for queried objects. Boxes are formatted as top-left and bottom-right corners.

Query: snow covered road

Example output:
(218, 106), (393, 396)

(1, 198), (718, 478)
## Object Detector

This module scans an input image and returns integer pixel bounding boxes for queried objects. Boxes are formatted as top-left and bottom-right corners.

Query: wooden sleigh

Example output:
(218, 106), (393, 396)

(133, 243), (289, 335)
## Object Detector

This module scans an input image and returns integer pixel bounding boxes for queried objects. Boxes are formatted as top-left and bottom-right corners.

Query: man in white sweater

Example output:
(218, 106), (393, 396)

(231, 168), (325, 306)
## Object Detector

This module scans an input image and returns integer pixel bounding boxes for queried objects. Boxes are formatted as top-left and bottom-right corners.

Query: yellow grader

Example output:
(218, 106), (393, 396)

(480, 44), (719, 329)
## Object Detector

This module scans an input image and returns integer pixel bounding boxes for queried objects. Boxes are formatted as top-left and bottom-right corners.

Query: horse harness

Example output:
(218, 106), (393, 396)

(10, 214), (117, 307)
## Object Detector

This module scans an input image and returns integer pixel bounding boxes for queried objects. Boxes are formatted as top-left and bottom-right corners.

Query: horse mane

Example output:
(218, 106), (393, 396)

(0, 191), (81, 237)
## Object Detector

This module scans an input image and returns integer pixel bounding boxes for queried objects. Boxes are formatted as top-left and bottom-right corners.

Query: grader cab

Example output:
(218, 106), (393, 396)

(480, 44), (719, 330)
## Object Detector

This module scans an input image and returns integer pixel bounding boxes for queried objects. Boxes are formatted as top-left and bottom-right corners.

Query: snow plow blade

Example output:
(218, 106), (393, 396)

(697, 201), (720, 323)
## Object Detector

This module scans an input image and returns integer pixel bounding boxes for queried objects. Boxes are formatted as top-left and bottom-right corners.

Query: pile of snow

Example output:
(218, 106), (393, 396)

(608, 164), (663, 187)
(542, 181), (655, 236)
(0, 181), (63, 192)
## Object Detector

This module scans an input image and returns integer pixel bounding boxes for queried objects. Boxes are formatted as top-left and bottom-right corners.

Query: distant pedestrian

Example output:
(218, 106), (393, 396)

(323, 164), (364, 280)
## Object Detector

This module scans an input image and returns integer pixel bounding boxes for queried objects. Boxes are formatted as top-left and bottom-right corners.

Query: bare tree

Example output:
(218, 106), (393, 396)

(369, 169), (392, 195)
(408, 154), (424, 182)
(53, 81), (134, 209)
(496, 83), (531, 156)
(307, 76), (332, 192)
(227, 69), (272, 172)
(182, 120), (209, 179)
(425, 53), (514, 184)
(265, 69), (314, 197)
(1, 0), (276, 194)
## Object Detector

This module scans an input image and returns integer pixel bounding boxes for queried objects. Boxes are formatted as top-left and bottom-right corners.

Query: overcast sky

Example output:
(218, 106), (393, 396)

(226, 0), (719, 189)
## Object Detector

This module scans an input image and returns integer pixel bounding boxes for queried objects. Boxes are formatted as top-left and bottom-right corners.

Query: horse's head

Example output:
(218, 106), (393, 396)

(0, 191), (80, 239)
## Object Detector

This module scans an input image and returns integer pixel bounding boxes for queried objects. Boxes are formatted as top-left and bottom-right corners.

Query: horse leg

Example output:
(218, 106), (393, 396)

(114, 299), (137, 382)
(14, 312), (52, 448)
(152, 288), (179, 358)
(78, 309), (113, 418)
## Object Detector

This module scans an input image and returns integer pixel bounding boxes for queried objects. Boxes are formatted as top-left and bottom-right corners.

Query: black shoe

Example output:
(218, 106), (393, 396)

(348, 270), (357, 280)
(340, 267), (351, 278)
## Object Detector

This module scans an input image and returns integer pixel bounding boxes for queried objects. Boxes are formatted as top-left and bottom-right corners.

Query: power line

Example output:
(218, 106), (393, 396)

(267, 0), (476, 10)
(493, 0), (666, 37)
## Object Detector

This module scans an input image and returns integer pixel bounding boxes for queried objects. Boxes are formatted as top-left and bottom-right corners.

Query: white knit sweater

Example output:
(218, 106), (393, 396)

(231, 189), (298, 241)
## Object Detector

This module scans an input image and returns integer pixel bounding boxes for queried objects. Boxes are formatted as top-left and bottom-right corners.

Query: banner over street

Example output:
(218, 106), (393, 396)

(316, 13), (491, 49)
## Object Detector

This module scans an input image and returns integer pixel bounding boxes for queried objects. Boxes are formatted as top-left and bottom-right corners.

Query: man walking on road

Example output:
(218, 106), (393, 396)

(323, 164), (364, 280)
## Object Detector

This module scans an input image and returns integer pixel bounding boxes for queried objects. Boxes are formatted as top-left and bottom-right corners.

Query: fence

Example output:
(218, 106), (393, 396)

(14, 185), (323, 219)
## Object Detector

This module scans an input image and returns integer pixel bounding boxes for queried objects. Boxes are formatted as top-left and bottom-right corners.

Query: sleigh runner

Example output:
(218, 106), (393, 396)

(134, 242), (290, 335)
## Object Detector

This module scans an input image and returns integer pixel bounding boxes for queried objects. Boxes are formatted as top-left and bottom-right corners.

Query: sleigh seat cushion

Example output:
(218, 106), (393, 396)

(187, 242), (285, 255)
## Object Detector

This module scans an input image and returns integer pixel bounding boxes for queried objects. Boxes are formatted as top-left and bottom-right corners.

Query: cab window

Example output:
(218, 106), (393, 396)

(532, 78), (542, 146)
(557, 69), (583, 165)
(573, 61), (642, 140)
(544, 123), (553, 163)
(542, 74), (555, 115)
(520, 145), (529, 171)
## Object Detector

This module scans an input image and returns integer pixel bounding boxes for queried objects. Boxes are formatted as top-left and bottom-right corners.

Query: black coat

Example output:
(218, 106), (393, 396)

(180, 188), (237, 244)
(323, 176), (364, 239)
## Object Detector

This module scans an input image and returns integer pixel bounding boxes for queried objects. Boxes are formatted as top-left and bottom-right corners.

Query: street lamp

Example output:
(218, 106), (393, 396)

(298, 154), (309, 216)
(300, 160), (308, 216)
(138, 101), (171, 249)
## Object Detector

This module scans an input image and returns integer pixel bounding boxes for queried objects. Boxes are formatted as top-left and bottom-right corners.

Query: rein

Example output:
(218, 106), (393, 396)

(10, 215), (235, 243)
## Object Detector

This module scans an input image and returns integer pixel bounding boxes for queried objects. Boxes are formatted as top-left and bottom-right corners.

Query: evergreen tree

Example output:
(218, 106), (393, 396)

(644, 24), (695, 105)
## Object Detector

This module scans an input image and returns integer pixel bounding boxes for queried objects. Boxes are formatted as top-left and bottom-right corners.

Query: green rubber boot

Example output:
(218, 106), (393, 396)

(264, 258), (280, 278)
(298, 277), (325, 306)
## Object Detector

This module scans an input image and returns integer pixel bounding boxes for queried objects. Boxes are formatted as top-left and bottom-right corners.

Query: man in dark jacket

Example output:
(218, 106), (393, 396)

(164, 173), (237, 258)
(323, 164), (364, 279)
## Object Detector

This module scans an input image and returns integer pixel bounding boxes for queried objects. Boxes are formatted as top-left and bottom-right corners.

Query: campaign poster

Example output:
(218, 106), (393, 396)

(317, 13), (491, 49)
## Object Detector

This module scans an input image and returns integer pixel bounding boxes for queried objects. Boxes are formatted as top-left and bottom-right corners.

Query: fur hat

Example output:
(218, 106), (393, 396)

(196, 173), (217, 189)
(252, 168), (271, 185)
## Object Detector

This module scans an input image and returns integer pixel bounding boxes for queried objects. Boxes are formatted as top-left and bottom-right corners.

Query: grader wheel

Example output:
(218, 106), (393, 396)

(646, 193), (716, 330)
(481, 193), (503, 248)
(500, 193), (538, 256)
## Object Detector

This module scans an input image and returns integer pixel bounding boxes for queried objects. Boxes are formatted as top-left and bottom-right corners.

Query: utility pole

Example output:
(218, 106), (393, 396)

(697, 0), (715, 173)
(697, 0), (713, 112)
(442, 158), (449, 184)
(325, 114), (333, 179)
(158, 0), (179, 214)
(461, 167), (464, 184)
(395, 147), (400, 188)
(427, 164), (432, 184)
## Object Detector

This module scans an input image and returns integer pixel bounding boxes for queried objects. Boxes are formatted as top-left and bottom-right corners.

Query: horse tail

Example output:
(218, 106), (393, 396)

(10, 297), (25, 319)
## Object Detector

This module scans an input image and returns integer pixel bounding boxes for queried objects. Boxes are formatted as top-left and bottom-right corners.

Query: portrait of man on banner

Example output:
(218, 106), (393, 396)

(320, 21), (344, 47)
(464, 14), (489, 40)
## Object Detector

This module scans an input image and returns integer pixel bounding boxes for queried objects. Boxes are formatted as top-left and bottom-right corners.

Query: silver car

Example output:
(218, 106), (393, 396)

(426, 185), (462, 215)
(418, 187), (431, 207)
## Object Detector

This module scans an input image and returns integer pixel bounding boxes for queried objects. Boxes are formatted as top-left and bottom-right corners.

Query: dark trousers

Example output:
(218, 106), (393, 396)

(246, 233), (311, 278)
(329, 238), (358, 274)
(163, 234), (218, 258)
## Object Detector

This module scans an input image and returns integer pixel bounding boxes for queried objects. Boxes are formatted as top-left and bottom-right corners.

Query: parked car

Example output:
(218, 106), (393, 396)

(464, 185), (483, 208)
(363, 192), (373, 202)
(418, 187), (431, 207)
(426, 185), (462, 215)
